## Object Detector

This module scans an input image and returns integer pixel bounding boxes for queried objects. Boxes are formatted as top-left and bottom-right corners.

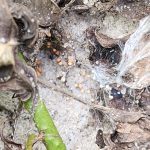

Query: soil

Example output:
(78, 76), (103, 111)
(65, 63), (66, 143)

(0, 0), (150, 150)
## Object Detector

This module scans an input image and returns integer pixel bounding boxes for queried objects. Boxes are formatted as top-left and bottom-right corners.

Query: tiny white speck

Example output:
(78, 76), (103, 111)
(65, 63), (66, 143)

(32, 82), (36, 87)
(0, 37), (6, 43)
(109, 95), (113, 99)
(27, 29), (31, 33)
(105, 85), (112, 90)
(30, 77), (33, 81)
(20, 69), (25, 74)
(31, 18), (35, 22)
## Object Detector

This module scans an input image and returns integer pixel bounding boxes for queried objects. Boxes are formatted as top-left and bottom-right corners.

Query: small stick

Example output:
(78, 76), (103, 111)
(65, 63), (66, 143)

(38, 78), (88, 106)
(38, 79), (116, 112)
(61, 0), (76, 14)
(38, 78), (149, 123)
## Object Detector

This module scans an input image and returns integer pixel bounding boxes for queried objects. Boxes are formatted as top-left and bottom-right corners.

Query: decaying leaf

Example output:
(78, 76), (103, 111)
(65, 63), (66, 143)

(93, 107), (150, 149)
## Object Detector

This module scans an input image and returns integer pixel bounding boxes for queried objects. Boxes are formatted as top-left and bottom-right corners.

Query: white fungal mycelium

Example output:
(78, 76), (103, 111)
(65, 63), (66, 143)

(92, 15), (150, 89)
(117, 15), (150, 89)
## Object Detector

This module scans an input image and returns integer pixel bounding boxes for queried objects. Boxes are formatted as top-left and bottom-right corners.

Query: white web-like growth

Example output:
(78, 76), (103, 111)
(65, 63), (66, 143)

(116, 16), (150, 89)
(92, 16), (150, 89)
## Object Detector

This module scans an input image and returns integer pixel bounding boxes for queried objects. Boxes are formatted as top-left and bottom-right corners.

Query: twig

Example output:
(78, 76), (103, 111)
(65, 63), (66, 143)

(51, 0), (61, 11)
(61, 0), (76, 14)
(38, 78), (88, 106)
(37, 78), (149, 121)
(38, 79), (116, 112)
(1, 123), (23, 150)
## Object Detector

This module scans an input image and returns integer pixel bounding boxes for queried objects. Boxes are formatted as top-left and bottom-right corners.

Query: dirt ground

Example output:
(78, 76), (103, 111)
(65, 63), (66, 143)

(0, 1), (150, 150)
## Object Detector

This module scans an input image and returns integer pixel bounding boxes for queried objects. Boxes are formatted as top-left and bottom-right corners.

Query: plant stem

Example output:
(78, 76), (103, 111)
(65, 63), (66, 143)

(24, 99), (67, 150)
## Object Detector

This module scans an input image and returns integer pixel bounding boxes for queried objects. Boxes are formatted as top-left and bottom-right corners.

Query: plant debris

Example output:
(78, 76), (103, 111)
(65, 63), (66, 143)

(86, 27), (122, 65)
(0, 0), (150, 150)
(89, 16), (150, 149)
